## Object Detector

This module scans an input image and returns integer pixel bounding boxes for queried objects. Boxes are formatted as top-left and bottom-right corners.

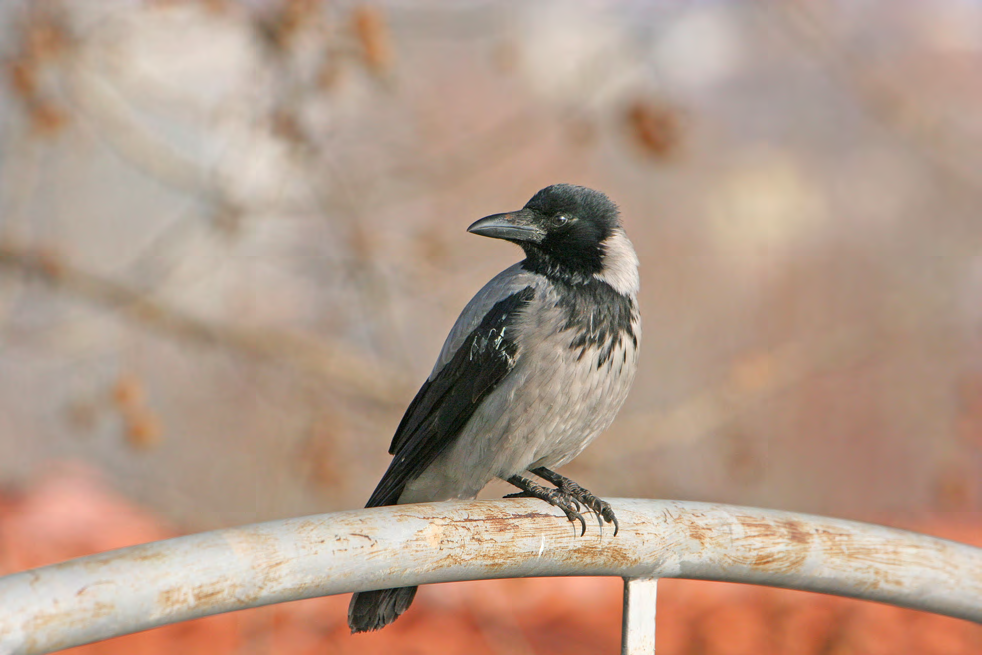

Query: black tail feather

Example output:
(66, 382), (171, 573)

(348, 586), (418, 633)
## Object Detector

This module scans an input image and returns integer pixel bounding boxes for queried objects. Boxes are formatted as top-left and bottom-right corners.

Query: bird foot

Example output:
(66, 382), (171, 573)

(505, 475), (587, 535)
(531, 467), (619, 536)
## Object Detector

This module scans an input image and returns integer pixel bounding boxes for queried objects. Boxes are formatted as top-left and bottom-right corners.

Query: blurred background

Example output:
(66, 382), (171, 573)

(2, 0), (982, 652)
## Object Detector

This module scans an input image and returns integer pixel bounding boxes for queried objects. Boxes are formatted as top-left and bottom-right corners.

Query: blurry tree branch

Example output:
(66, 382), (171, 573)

(0, 241), (409, 407)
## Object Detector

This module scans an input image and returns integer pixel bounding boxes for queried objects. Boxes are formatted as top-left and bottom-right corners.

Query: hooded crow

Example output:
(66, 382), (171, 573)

(348, 184), (641, 633)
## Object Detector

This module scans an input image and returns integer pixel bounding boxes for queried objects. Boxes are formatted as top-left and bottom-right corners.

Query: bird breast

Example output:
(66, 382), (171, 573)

(399, 273), (640, 503)
(504, 282), (641, 470)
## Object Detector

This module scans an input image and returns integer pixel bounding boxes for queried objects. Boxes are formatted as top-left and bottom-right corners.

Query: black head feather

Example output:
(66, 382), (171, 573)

(468, 184), (622, 281)
(522, 184), (619, 271)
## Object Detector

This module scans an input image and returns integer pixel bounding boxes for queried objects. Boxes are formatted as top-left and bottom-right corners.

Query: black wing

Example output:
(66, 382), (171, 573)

(366, 286), (536, 508)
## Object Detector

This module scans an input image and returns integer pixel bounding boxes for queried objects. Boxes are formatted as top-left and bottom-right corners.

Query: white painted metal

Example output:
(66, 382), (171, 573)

(622, 577), (658, 655)
(1, 498), (981, 655)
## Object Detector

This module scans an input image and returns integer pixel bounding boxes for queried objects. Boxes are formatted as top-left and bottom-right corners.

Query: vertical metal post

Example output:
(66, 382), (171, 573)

(621, 577), (658, 655)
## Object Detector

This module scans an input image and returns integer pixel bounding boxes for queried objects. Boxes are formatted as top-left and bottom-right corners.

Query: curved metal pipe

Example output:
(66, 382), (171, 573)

(1, 499), (981, 654)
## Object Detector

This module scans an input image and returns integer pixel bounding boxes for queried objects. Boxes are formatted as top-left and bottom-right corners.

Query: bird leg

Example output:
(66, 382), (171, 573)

(531, 467), (619, 536)
(505, 474), (587, 536)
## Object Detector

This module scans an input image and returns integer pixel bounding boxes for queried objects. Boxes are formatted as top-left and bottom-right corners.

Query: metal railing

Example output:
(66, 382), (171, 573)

(1, 498), (981, 654)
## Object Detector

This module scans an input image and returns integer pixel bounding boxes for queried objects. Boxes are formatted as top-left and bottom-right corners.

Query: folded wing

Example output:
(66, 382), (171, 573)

(366, 285), (536, 507)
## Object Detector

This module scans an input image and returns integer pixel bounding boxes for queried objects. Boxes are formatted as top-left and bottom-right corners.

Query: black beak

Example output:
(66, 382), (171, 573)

(467, 209), (545, 244)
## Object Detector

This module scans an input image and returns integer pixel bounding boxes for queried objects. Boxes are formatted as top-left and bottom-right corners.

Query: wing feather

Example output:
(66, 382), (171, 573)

(367, 286), (535, 507)
(430, 263), (537, 376)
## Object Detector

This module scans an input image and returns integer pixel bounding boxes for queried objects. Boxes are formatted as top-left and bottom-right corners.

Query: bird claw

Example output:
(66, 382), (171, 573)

(595, 500), (619, 536)
(505, 489), (580, 512)
(577, 495), (619, 536)
(562, 506), (588, 536)
(530, 467), (620, 536)
(543, 489), (587, 536)
(505, 476), (587, 535)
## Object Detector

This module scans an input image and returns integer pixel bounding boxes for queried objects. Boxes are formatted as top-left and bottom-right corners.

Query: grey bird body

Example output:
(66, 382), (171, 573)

(349, 184), (641, 633)
(403, 245), (639, 502)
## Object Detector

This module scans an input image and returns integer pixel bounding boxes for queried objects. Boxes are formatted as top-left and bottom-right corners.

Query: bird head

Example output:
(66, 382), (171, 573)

(467, 184), (621, 278)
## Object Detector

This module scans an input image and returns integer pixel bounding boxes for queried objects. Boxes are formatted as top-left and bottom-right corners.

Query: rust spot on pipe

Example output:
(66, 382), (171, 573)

(677, 512), (715, 546)
(157, 578), (252, 614)
(729, 515), (810, 573)
(22, 600), (116, 651)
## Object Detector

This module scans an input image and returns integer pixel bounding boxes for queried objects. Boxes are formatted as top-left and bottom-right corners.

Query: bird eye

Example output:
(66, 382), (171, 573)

(554, 215), (569, 227)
